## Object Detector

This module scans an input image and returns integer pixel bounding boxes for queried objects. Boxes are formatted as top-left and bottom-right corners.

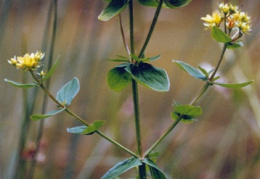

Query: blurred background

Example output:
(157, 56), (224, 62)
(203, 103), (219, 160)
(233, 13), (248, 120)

(0, 0), (260, 178)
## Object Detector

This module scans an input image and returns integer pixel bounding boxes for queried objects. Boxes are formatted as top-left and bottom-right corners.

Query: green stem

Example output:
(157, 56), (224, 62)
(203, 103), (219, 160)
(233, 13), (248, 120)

(132, 79), (142, 155)
(29, 71), (138, 158)
(129, 1), (146, 178)
(144, 43), (228, 156)
(138, 0), (163, 58)
(129, 0), (135, 55)
(144, 116), (182, 157)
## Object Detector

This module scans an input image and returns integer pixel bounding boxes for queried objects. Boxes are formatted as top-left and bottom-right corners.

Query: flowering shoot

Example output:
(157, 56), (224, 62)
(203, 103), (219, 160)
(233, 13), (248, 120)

(8, 51), (45, 71)
(201, 2), (251, 40)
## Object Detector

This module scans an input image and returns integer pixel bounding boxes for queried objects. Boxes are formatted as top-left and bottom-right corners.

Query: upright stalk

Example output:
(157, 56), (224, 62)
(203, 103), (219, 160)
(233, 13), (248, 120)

(138, 0), (163, 58)
(144, 43), (228, 156)
(129, 0), (146, 178)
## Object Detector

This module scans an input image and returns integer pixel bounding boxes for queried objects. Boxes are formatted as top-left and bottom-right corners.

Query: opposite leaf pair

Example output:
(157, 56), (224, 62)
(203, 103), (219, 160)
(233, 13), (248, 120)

(98, 0), (192, 21)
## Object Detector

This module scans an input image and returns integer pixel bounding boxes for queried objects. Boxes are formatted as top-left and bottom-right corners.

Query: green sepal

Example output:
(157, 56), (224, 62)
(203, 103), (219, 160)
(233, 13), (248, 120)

(107, 64), (132, 92)
(98, 0), (129, 21)
(56, 77), (80, 106)
(4, 79), (37, 88)
(227, 41), (243, 49)
(30, 108), (65, 121)
(212, 80), (253, 88)
(164, 0), (192, 9)
(211, 26), (232, 43)
(172, 104), (202, 122)
(142, 158), (167, 179)
(42, 56), (60, 82)
(101, 157), (142, 179)
(125, 63), (170, 92)
(173, 60), (207, 81)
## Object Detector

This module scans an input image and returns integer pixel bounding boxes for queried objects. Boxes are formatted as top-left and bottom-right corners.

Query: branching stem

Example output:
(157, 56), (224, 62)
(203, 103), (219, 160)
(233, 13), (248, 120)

(29, 71), (138, 158)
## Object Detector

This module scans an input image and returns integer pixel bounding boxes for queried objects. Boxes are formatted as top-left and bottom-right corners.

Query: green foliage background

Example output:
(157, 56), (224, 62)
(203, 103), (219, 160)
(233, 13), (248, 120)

(0, 0), (260, 178)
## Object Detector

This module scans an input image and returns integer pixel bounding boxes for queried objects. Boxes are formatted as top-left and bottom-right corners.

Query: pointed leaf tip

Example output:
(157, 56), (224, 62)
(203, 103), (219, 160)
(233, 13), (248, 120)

(173, 60), (207, 81)
(98, 0), (129, 21)
(5, 79), (37, 88)
(101, 157), (142, 179)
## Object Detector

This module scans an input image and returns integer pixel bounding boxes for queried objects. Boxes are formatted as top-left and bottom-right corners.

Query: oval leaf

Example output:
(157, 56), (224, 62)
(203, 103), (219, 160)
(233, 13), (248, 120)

(101, 157), (142, 179)
(98, 0), (129, 21)
(107, 64), (132, 92)
(125, 63), (170, 92)
(173, 60), (207, 80)
(138, 0), (160, 7)
(82, 120), (105, 135)
(211, 26), (232, 43)
(172, 104), (202, 122)
(4, 79), (37, 88)
(67, 126), (86, 134)
(164, 0), (192, 8)
(212, 80), (253, 88)
(227, 42), (243, 49)
(42, 57), (60, 82)
(56, 77), (80, 106)
(30, 108), (65, 121)
(142, 158), (167, 179)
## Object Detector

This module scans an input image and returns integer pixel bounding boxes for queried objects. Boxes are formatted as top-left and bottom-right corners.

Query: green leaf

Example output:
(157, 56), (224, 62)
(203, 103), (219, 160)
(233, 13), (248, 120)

(42, 57), (60, 82)
(101, 157), (142, 179)
(164, 0), (192, 8)
(125, 63), (170, 92)
(173, 60), (207, 81)
(142, 158), (167, 179)
(227, 41), (243, 49)
(4, 79), (37, 88)
(56, 77), (80, 106)
(198, 66), (209, 77)
(81, 120), (105, 135)
(67, 121), (105, 135)
(67, 126), (87, 134)
(138, 0), (160, 7)
(106, 58), (129, 62)
(98, 0), (129, 21)
(30, 108), (65, 121)
(211, 26), (232, 43)
(148, 55), (161, 62)
(212, 80), (253, 88)
(107, 64), (132, 92)
(172, 104), (202, 121)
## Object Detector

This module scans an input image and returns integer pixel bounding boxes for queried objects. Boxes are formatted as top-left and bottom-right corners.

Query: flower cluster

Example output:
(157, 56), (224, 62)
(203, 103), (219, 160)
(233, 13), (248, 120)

(8, 51), (44, 71)
(201, 2), (251, 34)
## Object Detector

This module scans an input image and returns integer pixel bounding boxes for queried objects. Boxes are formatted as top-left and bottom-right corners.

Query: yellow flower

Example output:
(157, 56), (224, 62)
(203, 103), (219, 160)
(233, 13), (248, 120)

(201, 11), (222, 28)
(228, 4), (238, 14)
(219, 3), (229, 14)
(237, 22), (251, 34)
(8, 51), (45, 71)
(233, 12), (250, 23)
